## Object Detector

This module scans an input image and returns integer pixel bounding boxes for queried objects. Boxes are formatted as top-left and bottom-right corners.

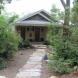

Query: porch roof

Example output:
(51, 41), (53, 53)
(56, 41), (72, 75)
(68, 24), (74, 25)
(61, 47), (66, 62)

(14, 20), (50, 26)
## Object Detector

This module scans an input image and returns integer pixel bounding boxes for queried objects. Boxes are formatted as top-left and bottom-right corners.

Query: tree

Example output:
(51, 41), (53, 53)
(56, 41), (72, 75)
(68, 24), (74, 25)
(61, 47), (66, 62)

(60, 0), (70, 25)
(0, 15), (21, 69)
(0, 0), (12, 14)
(8, 13), (19, 23)
(0, 0), (12, 3)
(73, 0), (78, 4)
(48, 1), (78, 74)
(71, 4), (78, 25)
(50, 4), (63, 24)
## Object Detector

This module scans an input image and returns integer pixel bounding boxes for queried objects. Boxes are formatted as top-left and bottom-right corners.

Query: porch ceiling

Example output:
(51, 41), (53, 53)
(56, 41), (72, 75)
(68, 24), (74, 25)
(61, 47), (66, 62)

(14, 20), (50, 26)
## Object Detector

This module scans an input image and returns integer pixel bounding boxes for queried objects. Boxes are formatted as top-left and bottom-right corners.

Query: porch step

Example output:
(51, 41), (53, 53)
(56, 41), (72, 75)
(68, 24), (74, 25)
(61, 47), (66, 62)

(34, 45), (47, 49)
(30, 42), (43, 44)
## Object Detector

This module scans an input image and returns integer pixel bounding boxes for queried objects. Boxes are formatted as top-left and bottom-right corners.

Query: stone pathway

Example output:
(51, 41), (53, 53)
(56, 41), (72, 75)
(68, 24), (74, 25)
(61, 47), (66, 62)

(14, 46), (46, 78)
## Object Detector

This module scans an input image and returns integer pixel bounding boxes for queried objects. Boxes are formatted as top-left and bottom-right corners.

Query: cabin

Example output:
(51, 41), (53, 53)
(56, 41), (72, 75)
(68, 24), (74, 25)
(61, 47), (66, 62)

(13, 9), (50, 42)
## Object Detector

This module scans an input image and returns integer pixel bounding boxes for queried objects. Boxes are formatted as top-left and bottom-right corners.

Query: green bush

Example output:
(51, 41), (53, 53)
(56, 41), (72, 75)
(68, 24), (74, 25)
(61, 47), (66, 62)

(2, 31), (22, 59)
(47, 27), (78, 73)
(18, 40), (30, 49)
(0, 15), (22, 69)
(0, 57), (7, 70)
(18, 42), (23, 49)
(47, 4), (78, 74)
(48, 58), (73, 74)
(43, 40), (51, 45)
(23, 40), (30, 48)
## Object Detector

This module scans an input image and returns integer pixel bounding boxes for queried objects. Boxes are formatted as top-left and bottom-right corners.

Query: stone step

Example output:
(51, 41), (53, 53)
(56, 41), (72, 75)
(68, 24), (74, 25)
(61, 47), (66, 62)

(14, 48), (46, 78)
(31, 44), (47, 49)
(0, 76), (6, 78)
(15, 71), (41, 78)
(35, 46), (46, 49)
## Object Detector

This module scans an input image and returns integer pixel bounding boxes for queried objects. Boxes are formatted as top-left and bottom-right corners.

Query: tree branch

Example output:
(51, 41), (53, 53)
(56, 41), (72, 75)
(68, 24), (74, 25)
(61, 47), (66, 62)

(66, 0), (70, 8)
(60, 0), (66, 9)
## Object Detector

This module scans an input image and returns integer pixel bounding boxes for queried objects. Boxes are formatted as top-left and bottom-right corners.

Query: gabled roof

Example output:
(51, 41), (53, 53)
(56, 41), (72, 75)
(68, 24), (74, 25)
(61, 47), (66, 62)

(14, 9), (50, 23)
(13, 9), (51, 26)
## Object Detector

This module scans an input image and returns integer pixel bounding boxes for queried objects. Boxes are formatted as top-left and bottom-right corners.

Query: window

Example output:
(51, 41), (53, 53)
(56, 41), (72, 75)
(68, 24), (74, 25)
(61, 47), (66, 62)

(27, 27), (34, 31)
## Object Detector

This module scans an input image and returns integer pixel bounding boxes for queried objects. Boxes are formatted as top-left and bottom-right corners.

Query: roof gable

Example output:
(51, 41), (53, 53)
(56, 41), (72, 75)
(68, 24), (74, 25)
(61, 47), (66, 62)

(40, 11), (50, 19)
(23, 14), (48, 21)
(15, 9), (50, 23)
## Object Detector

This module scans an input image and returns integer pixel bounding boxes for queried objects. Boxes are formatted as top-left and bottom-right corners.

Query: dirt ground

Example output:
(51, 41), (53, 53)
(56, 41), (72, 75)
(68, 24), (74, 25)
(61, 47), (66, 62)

(0, 49), (35, 78)
(0, 48), (78, 78)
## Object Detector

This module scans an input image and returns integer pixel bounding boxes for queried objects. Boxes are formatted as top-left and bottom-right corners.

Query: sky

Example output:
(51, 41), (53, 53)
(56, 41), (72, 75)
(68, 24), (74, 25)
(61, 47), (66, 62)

(5, 0), (73, 16)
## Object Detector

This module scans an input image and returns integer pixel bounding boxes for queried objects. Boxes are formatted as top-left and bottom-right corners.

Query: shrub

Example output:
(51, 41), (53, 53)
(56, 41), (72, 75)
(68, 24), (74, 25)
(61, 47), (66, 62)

(2, 32), (22, 59)
(0, 57), (7, 70)
(18, 40), (30, 49)
(0, 15), (22, 69)
(23, 40), (30, 48)
(18, 42), (23, 49)
(47, 4), (78, 74)
(43, 40), (51, 45)
(48, 58), (73, 74)
(47, 24), (78, 73)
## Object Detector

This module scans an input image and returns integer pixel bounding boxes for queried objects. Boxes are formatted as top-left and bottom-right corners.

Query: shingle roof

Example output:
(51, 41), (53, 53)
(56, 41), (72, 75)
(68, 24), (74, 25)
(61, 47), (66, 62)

(13, 9), (50, 26)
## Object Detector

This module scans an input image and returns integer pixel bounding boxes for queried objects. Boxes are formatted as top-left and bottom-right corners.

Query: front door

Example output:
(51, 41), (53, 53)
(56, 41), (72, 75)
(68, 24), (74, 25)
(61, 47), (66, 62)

(21, 27), (25, 41)
(35, 27), (40, 42)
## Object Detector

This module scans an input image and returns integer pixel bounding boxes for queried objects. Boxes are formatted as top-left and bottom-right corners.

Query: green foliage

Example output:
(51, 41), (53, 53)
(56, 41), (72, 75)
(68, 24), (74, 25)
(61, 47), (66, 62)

(48, 4), (78, 74)
(48, 58), (73, 74)
(23, 40), (30, 48)
(3, 32), (22, 59)
(50, 4), (64, 24)
(0, 5), (4, 10)
(0, 0), (12, 14)
(74, 0), (78, 4)
(0, 15), (21, 69)
(0, 0), (12, 3)
(8, 14), (19, 23)
(0, 15), (20, 53)
(69, 26), (78, 44)
(0, 57), (7, 70)
(48, 25), (78, 73)
(43, 40), (51, 45)
(71, 4), (78, 25)
(47, 24), (62, 46)
(18, 40), (30, 49)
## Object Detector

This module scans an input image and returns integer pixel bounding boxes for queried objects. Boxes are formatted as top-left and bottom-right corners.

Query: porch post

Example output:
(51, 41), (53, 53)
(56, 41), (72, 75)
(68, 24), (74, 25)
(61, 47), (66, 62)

(40, 27), (41, 42)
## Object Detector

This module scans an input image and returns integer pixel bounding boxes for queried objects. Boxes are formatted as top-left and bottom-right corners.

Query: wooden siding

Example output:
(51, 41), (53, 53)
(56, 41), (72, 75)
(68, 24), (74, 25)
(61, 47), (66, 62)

(23, 14), (48, 21)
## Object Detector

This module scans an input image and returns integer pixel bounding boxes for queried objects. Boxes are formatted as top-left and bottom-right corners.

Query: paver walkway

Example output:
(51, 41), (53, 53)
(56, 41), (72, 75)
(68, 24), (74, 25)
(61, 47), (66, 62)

(14, 45), (46, 78)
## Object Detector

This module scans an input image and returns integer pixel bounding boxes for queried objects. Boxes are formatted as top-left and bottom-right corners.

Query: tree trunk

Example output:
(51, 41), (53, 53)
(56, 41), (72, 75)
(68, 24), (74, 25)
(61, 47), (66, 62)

(60, 0), (70, 37)
(60, 0), (70, 55)
(60, 0), (70, 25)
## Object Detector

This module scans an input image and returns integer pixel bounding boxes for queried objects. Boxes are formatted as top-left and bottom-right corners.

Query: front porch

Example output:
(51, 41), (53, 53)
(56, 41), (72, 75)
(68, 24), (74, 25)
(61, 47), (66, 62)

(16, 26), (48, 42)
